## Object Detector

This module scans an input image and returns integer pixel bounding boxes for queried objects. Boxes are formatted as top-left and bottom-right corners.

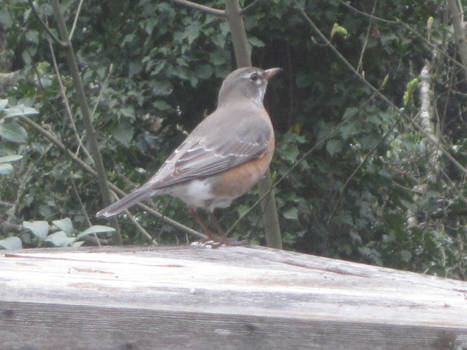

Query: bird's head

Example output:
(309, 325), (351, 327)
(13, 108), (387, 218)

(218, 66), (281, 107)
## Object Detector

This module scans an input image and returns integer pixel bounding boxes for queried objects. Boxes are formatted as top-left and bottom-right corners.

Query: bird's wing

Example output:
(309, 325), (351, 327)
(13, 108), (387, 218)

(148, 107), (273, 189)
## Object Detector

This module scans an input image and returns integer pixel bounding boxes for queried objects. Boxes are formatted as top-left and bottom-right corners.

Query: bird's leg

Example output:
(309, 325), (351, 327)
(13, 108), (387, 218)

(209, 212), (248, 246)
(208, 212), (227, 242)
(188, 207), (217, 241)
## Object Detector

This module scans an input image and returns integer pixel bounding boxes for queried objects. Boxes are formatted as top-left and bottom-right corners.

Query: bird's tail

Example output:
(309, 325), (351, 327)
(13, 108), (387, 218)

(96, 186), (157, 218)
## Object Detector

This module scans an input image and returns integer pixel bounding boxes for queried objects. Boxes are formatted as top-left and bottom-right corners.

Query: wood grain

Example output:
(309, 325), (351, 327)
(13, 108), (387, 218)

(1, 245), (466, 350)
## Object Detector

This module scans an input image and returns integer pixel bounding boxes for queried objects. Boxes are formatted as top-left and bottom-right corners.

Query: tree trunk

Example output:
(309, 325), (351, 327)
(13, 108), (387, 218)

(224, 0), (282, 249)
(51, 0), (122, 245)
(447, 0), (467, 82)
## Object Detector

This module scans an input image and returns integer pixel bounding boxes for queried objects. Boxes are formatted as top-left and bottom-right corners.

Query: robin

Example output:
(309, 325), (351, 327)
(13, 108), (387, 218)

(97, 66), (281, 238)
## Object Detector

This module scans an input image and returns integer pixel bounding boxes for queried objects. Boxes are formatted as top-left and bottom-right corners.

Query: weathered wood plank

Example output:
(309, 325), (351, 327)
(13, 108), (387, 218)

(0, 245), (466, 350)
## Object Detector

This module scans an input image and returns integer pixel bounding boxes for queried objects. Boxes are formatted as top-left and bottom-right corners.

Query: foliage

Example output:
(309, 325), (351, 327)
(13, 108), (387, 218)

(0, 0), (465, 280)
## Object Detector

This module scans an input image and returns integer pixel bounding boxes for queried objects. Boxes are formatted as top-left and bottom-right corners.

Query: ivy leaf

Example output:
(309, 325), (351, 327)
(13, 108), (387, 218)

(283, 207), (298, 220)
(195, 64), (212, 79)
(0, 155), (23, 163)
(0, 122), (28, 143)
(0, 99), (8, 109)
(25, 30), (39, 45)
(400, 250), (412, 263)
(340, 122), (360, 140)
(342, 107), (358, 120)
(113, 121), (134, 147)
(0, 236), (22, 250)
(281, 142), (300, 163)
(52, 218), (74, 235)
(23, 220), (49, 240)
(46, 231), (76, 247)
(326, 139), (342, 156)
(77, 225), (116, 239)
(248, 36), (265, 47)
(153, 100), (171, 111)
(0, 163), (13, 175)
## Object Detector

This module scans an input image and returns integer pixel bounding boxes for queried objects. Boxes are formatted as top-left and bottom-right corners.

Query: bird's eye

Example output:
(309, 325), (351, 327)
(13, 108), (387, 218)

(250, 73), (259, 81)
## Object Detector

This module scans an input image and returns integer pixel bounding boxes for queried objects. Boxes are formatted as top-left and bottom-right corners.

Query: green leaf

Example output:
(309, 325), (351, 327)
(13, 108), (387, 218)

(331, 23), (348, 38)
(326, 139), (342, 156)
(25, 30), (39, 45)
(209, 50), (228, 66)
(4, 105), (39, 118)
(340, 122), (360, 140)
(113, 122), (134, 147)
(0, 99), (8, 109)
(0, 122), (28, 143)
(359, 135), (379, 150)
(335, 210), (353, 226)
(0, 155), (23, 163)
(0, 163), (13, 175)
(0, 9), (13, 28)
(281, 143), (299, 163)
(400, 250), (412, 263)
(52, 218), (74, 235)
(0, 236), (22, 250)
(129, 62), (142, 77)
(248, 36), (265, 47)
(45, 231), (76, 247)
(77, 225), (116, 239)
(403, 77), (419, 106)
(23, 221), (49, 240)
(296, 74), (312, 88)
(153, 100), (171, 111)
(283, 207), (298, 220)
(342, 107), (358, 119)
(195, 64), (212, 79)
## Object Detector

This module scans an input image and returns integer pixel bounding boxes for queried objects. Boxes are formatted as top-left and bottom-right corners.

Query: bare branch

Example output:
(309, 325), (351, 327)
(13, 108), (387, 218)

(90, 64), (113, 120)
(71, 177), (102, 247)
(240, 0), (260, 15)
(357, 0), (378, 72)
(69, 0), (84, 41)
(123, 208), (159, 245)
(28, 0), (67, 47)
(171, 0), (225, 16)
(447, 0), (467, 82)
(47, 38), (93, 162)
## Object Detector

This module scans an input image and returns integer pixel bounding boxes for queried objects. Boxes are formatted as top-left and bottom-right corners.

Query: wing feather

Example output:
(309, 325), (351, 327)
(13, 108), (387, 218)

(149, 107), (272, 189)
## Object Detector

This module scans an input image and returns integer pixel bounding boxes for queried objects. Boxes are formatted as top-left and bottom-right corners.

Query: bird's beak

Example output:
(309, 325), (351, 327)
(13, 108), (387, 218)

(264, 67), (282, 80)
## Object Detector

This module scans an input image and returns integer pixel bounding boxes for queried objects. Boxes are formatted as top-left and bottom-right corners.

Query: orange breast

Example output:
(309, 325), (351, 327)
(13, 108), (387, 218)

(212, 135), (275, 198)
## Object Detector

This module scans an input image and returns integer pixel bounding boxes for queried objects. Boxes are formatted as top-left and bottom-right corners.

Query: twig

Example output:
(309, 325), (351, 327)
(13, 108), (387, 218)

(240, 0), (260, 14)
(12, 162), (36, 218)
(171, 0), (225, 16)
(124, 208), (158, 245)
(28, 0), (67, 47)
(357, 0), (377, 73)
(447, 0), (467, 83)
(47, 37), (93, 162)
(339, 0), (397, 24)
(69, 0), (84, 41)
(71, 177), (101, 247)
(90, 64), (113, 120)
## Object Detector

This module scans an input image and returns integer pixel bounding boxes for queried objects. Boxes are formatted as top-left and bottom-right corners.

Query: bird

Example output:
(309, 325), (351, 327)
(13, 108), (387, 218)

(96, 66), (281, 238)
